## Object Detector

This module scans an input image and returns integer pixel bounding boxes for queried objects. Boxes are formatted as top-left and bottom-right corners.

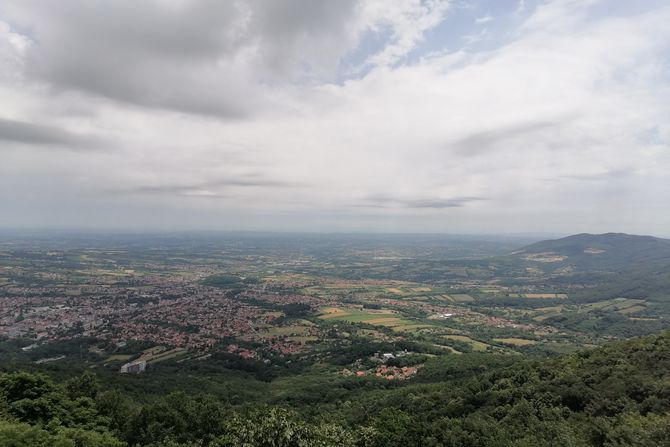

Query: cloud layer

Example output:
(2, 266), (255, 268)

(0, 0), (669, 234)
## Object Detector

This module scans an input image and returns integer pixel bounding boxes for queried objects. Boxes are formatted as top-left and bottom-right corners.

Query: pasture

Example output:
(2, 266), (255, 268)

(578, 298), (646, 314)
(443, 334), (489, 351)
(317, 306), (431, 332)
(524, 293), (568, 299)
(450, 294), (475, 302)
(494, 338), (537, 346)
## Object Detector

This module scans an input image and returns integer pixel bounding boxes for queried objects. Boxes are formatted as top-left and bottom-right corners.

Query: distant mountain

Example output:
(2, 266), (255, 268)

(511, 233), (670, 271)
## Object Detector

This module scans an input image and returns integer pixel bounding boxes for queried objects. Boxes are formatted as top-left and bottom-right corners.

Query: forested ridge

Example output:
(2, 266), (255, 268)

(1, 332), (669, 446)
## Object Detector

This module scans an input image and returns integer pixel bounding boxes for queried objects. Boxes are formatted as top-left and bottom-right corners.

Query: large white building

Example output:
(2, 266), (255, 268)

(120, 360), (146, 374)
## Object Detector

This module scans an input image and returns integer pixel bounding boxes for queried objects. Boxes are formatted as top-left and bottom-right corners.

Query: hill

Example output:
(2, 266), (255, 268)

(500, 233), (670, 305)
(512, 232), (670, 271)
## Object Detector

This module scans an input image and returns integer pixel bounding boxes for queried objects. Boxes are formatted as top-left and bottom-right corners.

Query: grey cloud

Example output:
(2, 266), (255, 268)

(19, 0), (248, 118)
(113, 176), (298, 198)
(248, 0), (359, 76)
(402, 197), (486, 208)
(561, 168), (635, 182)
(6, 0), (362, 117)
(0, 117), (100, 149)
(130, 185), (227, 199)
(361, 196), (486, 209)
(450, 121), (560, 156)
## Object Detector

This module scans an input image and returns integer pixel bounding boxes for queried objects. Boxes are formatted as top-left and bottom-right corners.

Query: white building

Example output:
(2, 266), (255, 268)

(120, 360), (146, 374)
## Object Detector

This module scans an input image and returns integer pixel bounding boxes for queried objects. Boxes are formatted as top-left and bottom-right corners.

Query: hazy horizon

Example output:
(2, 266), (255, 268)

(1, 0), (669, 234)
(2, 227), (669, 242)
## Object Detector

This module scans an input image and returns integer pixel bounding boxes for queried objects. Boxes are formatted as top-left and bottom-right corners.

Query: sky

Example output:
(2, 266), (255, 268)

(0, 0), (668, 235)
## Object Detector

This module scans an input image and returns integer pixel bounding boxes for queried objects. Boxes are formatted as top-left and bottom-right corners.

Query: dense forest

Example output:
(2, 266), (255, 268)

(1, 332), (669, 446)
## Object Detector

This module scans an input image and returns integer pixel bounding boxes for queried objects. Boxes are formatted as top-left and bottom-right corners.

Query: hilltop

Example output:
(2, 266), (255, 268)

(512, 233), (670, 270)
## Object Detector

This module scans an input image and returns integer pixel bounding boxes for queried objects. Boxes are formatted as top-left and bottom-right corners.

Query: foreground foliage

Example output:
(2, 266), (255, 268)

(1, 332), (669, 446)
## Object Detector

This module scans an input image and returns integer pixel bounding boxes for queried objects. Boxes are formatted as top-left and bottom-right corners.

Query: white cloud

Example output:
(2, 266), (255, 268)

(475, 15), (493, 24)
(360, 0), (451, 67)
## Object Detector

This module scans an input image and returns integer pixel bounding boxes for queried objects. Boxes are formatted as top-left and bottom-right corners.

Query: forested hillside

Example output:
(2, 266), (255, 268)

(514, 233), (670, 269)
(1, 332), (669, 446)
(504, 233), (670, 306)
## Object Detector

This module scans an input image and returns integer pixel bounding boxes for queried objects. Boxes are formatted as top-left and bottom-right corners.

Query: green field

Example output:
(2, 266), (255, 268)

(138, 348), (188, 364)
(105, 354), (133, 362)
(494, 337), (537, 346)
(579, 298), (646, 313)
(450, 294), (475, 302)
(318, 307), (428, 331)
(443, 335), (489, 351)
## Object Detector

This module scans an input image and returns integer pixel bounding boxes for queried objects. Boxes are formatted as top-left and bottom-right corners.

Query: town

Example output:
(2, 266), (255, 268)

(3, 232), (661, 376)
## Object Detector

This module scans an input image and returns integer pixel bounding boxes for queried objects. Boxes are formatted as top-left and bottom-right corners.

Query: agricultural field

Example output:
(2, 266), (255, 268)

(578, 298), (646, 314)
(442, 335), (490, 351)
(450, 294), (475, 302)
(259, 326), (312, 337)
(532, 306), (565, 321)
(136, 347), (188, 364)
(320, 307), (411, 326)
(494, 337), (538, 346)
(524, 293), (568, 299)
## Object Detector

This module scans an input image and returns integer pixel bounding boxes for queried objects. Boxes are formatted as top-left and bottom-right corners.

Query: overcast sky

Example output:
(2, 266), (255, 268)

(0, 0), (668, 235)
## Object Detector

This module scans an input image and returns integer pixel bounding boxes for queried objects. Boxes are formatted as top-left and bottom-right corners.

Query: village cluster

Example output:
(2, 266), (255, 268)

(0, 273), (332, 357)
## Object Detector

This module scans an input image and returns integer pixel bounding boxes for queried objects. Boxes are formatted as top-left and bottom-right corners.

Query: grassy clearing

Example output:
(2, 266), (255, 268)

(365, 317), (400, 324)
(494, 338), (537, 346)
(532, 305), (565, 321)
(390, 324), (434, 333)
(105, 354), (133, 362)
(443, 335), (489, 351)
(375, 319), (411, 327)
(610, 298), (646, 310)
(318, 307), (350, 319)
(330, 313), (397, 323)
(319, 308), (397, 322)
(138, 348), (188, 364)
(579, 298), (646, 313)
(357, 329), (388, 339)
(533, 314), (562, 322)
(618, 305), (646, 315)
(385, 287), (406, 295)
(287, 336), (318, 343)
(320, 283), (373, 290)
(432, 344), (462, 354)
(450, 294), (475, 302)
(296, 319), (317, 326)
(264, 273), (314, 283)
(524, 293), (568, 299)
(536, 306), (563, 312)
(318, 306), (426, 330)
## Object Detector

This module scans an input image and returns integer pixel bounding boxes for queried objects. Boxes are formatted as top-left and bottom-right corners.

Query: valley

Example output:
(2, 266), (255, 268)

(1, 232), (668, 376)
